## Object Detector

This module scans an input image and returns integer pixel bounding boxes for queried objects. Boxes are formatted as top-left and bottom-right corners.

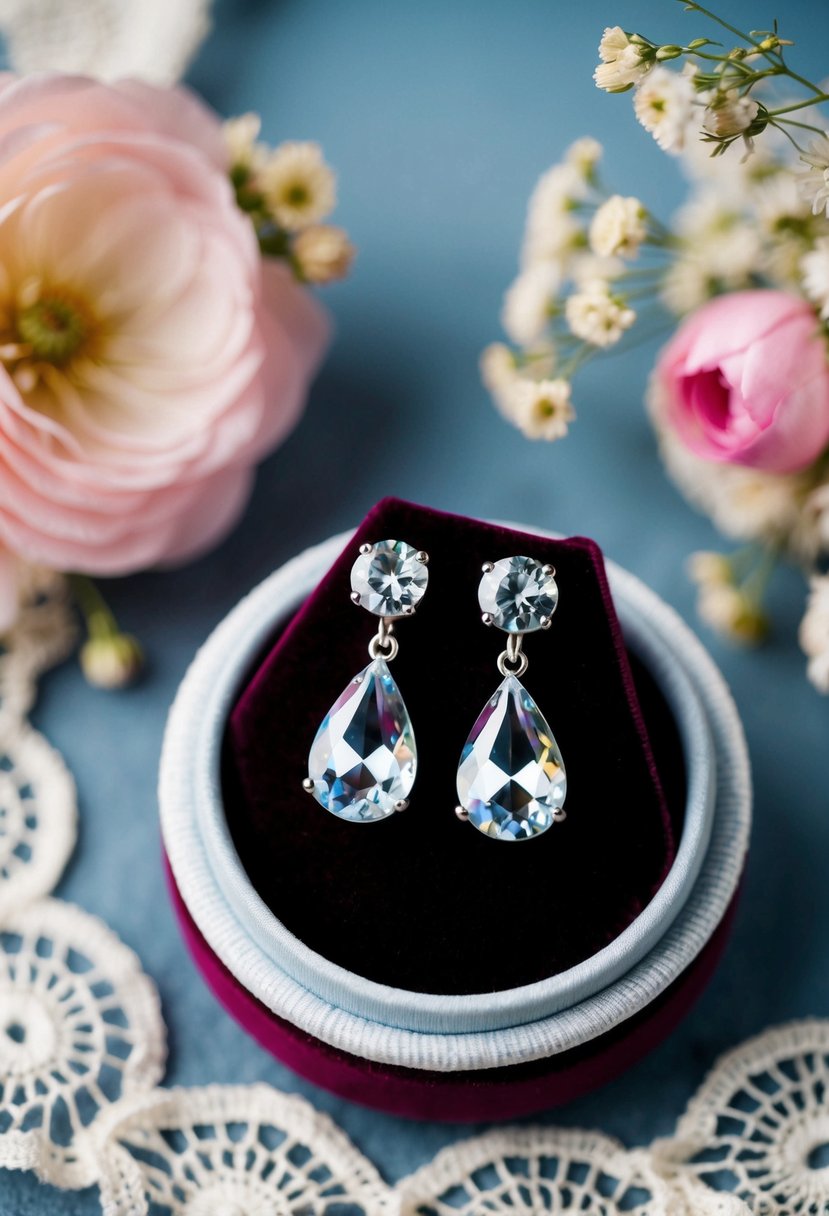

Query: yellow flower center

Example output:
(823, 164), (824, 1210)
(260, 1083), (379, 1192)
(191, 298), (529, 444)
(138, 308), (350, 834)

(284, 181), (310, 208)
(16, 290), (93, 365)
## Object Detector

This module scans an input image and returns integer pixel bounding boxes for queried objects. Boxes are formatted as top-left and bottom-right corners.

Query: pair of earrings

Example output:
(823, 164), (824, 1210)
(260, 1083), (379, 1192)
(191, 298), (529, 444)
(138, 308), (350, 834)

(304, 539), (567, 841)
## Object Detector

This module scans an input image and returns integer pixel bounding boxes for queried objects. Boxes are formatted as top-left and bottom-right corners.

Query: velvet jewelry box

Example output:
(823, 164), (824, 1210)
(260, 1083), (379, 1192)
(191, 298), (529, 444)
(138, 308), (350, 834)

(159, 499), (751, 1121)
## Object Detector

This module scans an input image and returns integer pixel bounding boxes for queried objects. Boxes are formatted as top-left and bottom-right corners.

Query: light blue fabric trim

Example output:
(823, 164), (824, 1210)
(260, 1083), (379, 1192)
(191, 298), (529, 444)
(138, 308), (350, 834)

(159, 531), (750, 1072)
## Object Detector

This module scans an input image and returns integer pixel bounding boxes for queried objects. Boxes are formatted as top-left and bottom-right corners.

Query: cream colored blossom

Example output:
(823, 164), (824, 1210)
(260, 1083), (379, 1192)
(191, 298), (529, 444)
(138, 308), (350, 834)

(80, 633), (144, 689)
(565, 137), (603, 179)
(801, 135), (829, 218)
(791, 482), (829, 562)
(594, 27), (652, 92)
(521, 163), (587, 267)
(510, 377), (575, 441)
(480, 342), (519, 418)
(260, 141), (336, 231)
(293, 224), (354, 283)
(501, 262), (560, 346)
(634, 66), (695, 154)
(801, 238), (829, 319)
(661, 196), (761, 313)
(223, 113), (267, 172)
(702, 91), (760, 140)
(800, 575), (829, 692)
(589, 195), (647, 258)
(565, 281), (635, 347)
(695, 581), (767, 645)
(687, 550), (733, 586)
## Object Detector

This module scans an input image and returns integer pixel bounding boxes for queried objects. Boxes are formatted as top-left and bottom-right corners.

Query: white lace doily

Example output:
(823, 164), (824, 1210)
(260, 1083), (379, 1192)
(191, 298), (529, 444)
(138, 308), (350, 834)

(96, 1084), (395, 1216)
(397, 1127), (674, 1215)
(0, 575), (76, 727)
(0, 722), (76, 920)
(661, 1020), (829, 1215)
(0, 0), (212, 85)
(0, 898), (166, 1189)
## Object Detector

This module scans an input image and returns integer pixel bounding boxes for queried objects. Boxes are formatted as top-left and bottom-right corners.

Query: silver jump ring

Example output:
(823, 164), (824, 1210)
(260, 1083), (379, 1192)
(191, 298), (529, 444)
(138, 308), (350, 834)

(497, 648), (528, 678)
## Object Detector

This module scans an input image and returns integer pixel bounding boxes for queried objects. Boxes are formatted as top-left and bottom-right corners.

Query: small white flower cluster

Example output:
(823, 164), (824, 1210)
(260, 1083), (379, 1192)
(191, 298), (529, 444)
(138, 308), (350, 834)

(483, 10), (829, 689)
(485, 138), (651, 441)
(223, 114), (354, 284)
(800, 576), (829, 692)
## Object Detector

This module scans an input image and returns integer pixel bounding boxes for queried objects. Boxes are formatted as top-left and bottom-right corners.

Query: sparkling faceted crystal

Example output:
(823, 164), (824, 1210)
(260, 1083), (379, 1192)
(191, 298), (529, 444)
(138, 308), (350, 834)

(307, 658), (416, 822)
(350, 539), (429, 618)
(457, 674), (566, 841)
(479, 556), (558, 633)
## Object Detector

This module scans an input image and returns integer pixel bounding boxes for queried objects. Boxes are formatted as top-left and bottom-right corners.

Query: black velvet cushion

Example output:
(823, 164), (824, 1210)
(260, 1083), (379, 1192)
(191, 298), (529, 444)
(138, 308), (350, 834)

(225, 498), (680, 995)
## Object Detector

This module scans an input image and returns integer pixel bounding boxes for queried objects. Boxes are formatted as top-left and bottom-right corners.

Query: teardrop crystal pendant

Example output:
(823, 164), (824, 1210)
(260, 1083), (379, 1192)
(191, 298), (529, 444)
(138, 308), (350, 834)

(456, 673), (566, 841)
(307, 657), (416, 823)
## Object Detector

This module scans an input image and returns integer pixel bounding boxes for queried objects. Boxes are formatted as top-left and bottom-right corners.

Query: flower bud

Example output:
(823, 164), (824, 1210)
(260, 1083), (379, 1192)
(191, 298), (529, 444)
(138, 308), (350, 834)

(293, 225), (355, 283)
(656, 45), (683, 61)
(80, 633), (144, 689)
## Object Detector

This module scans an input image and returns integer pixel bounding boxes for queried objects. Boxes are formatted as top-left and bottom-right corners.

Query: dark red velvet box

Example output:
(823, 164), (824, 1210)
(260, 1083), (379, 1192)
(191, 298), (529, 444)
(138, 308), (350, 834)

(160, 499), (750, 1120)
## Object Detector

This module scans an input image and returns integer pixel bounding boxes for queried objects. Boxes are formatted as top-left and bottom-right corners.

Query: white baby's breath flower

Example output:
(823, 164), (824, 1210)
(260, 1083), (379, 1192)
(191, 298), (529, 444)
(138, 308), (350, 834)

(260, 141), (336, 231)
(661, 195), (761, 313)
(801, 238), (829, 319)
(293, 224), (354, 283)
(480, 342), (519, 418)
(565, 137), (603, 179)
(80, 633), (144, 689)
(800, 575), (829, 692)
(791, 482), (829, 562)
(801, 135), (829, 218)
(565, 280), (635, 347)
(634, 66), (696, 154)
(223, 113), (266, 171)
(589, 194), (648, 258)
(522, 163), (587, 267)
(702, 91), (760, 140)
(594, 26), (652, 92)
(688, 550), (733, 586)
(511, 377), (575, 441)
(501, 262), (560, 347)
(695, 581), (767, 645)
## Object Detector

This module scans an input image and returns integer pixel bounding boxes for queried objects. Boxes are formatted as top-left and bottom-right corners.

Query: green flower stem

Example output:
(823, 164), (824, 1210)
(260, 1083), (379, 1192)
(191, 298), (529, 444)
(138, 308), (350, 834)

(68, 574), (121, 642)
(766, 96), (829, 119)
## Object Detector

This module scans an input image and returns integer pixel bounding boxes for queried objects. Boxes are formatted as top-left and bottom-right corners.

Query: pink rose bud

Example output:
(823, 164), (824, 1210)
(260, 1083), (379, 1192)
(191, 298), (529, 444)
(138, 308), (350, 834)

(656, 290), (829, 473)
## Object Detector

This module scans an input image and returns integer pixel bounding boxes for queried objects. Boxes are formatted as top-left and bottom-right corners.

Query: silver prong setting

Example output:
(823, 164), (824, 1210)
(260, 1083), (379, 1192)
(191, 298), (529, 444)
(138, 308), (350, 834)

(416, 550), (429, 565)
(481, 612), (494, 626)
(359, 542), (373, 555)
(542, 563), (556, 577)
(403, 604), (416, 616)
(539, 615), (553, 630)
(553, 806), (567, 823)
(350, 590), (361, 605)
(302, 778), (314, 794)
(394, 799), (409, 813)
(455, 805), (469, 822)
(481, 561), (494, 574)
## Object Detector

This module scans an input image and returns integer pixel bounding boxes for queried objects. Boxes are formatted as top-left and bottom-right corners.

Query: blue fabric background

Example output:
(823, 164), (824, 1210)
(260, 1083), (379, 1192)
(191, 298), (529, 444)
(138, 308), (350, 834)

(3, 1), (828, 1209)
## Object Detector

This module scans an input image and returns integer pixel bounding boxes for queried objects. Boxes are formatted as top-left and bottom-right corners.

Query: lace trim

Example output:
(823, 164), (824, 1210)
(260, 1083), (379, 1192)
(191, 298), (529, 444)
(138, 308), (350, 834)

(0, 582), (821, 1215)
(96, 1085), (395, 1216)
(0, 898), (166, 1188)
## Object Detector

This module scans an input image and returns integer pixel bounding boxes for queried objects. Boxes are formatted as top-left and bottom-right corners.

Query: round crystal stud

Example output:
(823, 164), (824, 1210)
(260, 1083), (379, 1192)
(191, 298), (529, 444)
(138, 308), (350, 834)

(478, 556), (558, 634)
(350, 539), (429, 618)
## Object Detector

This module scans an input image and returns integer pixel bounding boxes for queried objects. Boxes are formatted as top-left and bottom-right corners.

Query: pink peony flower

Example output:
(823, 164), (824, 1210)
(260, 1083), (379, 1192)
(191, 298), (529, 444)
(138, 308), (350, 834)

(655, 290), (829, 473)
(0, 73), (330, 579)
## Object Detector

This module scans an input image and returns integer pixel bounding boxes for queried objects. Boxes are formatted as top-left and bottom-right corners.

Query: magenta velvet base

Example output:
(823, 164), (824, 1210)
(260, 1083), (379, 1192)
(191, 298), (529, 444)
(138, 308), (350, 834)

(166, 856), (738, 1122)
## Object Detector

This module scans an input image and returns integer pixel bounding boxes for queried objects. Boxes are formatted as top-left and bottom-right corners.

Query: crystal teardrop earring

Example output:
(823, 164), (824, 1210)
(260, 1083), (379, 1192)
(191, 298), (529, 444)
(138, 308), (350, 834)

(304, 539), (429, 823)
(455, 555), (567, 841)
